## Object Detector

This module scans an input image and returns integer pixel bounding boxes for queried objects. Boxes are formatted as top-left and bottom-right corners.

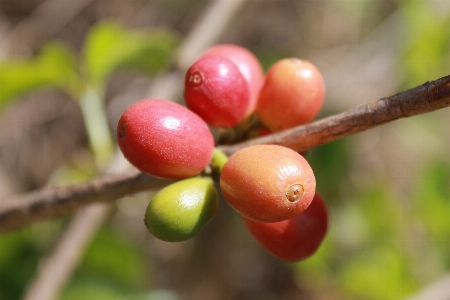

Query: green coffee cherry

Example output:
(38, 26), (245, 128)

(144, 177), (219, 242)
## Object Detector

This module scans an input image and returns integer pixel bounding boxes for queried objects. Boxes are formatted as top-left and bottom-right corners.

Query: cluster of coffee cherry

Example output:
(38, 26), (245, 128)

(117, 44), (328, 262)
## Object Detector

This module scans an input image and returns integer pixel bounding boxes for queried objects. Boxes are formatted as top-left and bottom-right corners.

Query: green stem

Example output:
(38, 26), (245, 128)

(79, 83), (114, 170)
(211, 148), (229, 173)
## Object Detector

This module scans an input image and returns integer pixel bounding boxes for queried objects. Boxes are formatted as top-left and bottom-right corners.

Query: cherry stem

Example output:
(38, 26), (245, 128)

(211, 148), (229, 173)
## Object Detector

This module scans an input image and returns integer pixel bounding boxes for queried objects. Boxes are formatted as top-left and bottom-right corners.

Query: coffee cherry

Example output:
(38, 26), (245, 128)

(220, 145), (316, 222)
(144, 177), (219, 242)
(242, 192), (328, 262)
(202, 44), (264, 117)
(117, 99), (214, 179)
(256, 58), (325, 132)
(184, 55), (250, 128)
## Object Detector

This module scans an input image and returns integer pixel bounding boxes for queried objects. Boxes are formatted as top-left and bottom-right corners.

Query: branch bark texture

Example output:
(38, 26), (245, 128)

(1, 75), (449, 234)
(218, 75), (450, 155)
(0, 172), (172, 233)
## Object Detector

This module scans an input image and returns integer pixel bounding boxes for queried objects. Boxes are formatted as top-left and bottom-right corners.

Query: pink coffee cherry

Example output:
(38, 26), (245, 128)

(117, 99), (214, 179)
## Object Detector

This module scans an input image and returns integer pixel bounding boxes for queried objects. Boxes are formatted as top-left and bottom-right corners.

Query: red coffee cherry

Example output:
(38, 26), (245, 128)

(220, 145), (316, 222)
(242, 192), (328, 262)
(202, 44), (264, 117)
(256, 58), (325, 132)
(117, 99), (214, 179)
(184, 55), (250, 128)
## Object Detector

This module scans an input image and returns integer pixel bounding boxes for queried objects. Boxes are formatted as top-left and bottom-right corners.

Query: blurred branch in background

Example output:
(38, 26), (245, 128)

(0, 0), (95, 57)
(176, 0), (246, 70)
(21, 203), (112, 300)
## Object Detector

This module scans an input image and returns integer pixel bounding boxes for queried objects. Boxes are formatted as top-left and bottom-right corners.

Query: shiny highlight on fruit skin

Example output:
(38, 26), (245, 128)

(242, 192), (328, 262)
(144, 177), (219, 242)
(220, 145), (316, 223)
(117, 98), (214, 179)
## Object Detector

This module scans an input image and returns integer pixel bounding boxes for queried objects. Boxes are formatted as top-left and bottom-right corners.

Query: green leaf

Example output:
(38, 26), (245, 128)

(61, 279), (180, 300)
(61, 278), (129, 300)
(400, 1), (450, 87)
(339, 247), (417, 299)
(412, 160), (450, 266)
(82, 21), (178, 83)
(0, 231), (41, 300)
(307, 135), (351, 204)
(0, 42), (79, 110)
(78, 227), (148, 289)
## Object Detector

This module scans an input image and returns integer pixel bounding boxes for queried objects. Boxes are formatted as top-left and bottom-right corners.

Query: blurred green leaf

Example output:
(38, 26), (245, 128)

(82, 21), (178, 83)
(339, 247), (417, 300)
(77, 227), (148, 289)
(60, 278), (129, 300)
(307, 136), (351, 205)
(296, 179), (423, 299)
(358, 185), (403, 241)
(412, 159), (450, 266)
(61, 279), (179, 300)
(0, 230), (40, 300)
(400, 1), (450, 87)
(255, 48), (289, 72)
(294, 233), (334, 290)
(0, 42), (79, 111)
(0, 22), (178, 111)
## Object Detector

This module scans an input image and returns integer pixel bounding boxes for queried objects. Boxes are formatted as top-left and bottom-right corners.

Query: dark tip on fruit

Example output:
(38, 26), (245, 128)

(190, 71), (203, 87)
(118, 123), (127, 139)
(285, 184), (304, 203)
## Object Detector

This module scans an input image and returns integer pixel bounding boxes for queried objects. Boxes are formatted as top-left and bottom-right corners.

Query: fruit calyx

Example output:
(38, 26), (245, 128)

(285, 184), (304, 203)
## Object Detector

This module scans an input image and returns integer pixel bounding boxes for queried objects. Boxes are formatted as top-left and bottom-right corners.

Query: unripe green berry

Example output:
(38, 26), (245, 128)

(144, 177), (219, 242)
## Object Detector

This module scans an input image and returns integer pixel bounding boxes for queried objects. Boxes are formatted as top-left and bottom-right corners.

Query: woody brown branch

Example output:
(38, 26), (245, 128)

(0, 171), (173, 233)
(0, 75), (449, 234)
(218, 75), (450, 155)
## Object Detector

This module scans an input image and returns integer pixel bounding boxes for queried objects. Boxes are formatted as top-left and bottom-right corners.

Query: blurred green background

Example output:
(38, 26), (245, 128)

(0, 0), (449, 299)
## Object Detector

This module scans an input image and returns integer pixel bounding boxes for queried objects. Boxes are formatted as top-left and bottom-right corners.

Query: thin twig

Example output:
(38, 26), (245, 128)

(176, 0), (247, 70)
(0, 171), (172, 234)
(0, 75), (449, 234)
(218, 75), (450, 155)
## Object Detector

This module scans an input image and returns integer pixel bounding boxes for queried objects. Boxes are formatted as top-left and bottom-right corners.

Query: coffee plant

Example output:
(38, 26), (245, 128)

(0, 2), (449, 300)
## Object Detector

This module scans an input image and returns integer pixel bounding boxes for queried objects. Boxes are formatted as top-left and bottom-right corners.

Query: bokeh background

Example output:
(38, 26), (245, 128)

(0, 0), (449, 299)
